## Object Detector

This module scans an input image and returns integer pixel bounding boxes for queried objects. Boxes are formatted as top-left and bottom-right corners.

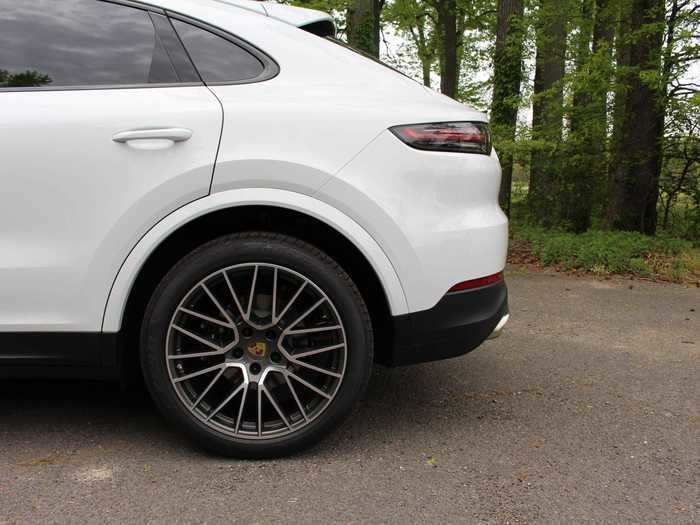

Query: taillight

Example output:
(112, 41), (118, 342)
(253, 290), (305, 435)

(390, 121), (491, 155)
(448, 272), (503, 292)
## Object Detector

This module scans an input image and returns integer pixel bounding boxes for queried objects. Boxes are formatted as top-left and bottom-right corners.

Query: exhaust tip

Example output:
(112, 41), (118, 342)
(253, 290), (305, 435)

(488, 314), (510, 339)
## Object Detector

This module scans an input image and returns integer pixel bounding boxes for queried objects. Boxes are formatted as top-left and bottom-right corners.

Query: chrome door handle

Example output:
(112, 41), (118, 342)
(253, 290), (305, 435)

(112, 127), (193, 143)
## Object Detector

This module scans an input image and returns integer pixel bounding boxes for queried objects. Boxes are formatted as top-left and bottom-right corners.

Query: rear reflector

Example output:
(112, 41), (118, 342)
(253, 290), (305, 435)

(448, 272), (503, 292)
(390, 121), (492, 155)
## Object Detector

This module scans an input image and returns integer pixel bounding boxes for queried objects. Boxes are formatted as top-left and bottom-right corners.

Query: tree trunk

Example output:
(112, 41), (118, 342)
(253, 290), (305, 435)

(528, 0), (567, 227)
(347, 0), (382, 57)
(422, 60), (432, 87)
(646, 0), (680, 231)
(607, 0), (632, 208)
(563, 0), (615, 232)
(409, 14), (434, 88)
(563, 0), (594, 231)
(490, 0), (525, 216)
(589, 0), (616, 213)
(606, 0), (665, 234)
(437, 0), (458, 98)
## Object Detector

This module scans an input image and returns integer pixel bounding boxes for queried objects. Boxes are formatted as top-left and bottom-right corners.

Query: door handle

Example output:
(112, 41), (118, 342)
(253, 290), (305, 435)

(112, 127), (193, 144)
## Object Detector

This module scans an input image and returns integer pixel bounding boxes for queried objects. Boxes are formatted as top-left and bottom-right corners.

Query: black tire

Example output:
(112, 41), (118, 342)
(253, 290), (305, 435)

(140, 232), (373, 458)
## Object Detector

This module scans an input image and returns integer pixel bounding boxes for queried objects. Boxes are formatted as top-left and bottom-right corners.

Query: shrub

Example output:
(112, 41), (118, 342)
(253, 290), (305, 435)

(629, 257), (653, 277)
(511, 225), (698, 282)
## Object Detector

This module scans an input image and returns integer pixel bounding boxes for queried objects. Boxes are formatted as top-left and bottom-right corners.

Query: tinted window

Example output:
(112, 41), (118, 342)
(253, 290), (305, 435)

(172, 20), (264, 83)
(0, 0), (179, 88)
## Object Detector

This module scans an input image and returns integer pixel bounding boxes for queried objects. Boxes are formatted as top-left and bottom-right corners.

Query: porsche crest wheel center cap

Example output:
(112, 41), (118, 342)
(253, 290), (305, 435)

(246, 341), (268, 359)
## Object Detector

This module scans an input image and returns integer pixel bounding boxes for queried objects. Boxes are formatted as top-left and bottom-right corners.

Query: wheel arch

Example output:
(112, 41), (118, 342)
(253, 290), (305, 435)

(103, 189), (406, 379)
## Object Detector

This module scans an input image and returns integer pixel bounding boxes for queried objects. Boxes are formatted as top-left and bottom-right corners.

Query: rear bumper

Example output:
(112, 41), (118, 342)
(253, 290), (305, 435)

(381, 279), (508, 366)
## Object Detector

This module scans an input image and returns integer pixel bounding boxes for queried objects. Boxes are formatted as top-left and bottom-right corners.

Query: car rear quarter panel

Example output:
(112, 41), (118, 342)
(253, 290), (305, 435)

(318, 131), (509, 313)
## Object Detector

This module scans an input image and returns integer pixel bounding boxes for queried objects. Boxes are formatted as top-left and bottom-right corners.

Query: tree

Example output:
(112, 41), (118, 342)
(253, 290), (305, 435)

(384, 0), (494, 100)
(384, 0), (439, 87)
(528, 0), (568, 227)
(560, 0), (615, 232)
(490, 0), (525, 216)
(656, 1), (700, 236)
(607, 0), (665, 234)
(608, 0), (632, 198)
(435, 0), (459, 97)
(660, 96), (700, 233)
(347, 0), (384, 56)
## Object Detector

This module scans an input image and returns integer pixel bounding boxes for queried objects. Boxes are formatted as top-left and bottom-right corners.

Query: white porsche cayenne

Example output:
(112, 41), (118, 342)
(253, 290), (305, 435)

(0, 0), (509, 457)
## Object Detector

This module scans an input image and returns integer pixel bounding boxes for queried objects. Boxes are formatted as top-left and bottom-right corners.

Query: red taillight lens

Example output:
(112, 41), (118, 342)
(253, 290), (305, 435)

(390, 121), (492, 155)
(448, 272), (503, 293)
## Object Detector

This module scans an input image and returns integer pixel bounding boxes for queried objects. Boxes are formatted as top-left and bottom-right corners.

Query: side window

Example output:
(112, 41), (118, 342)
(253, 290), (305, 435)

(171, 20), (265, 84)
(0, 0), (185, 88)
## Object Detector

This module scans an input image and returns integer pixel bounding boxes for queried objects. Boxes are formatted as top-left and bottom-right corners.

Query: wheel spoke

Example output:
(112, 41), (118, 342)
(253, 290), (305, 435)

(206, 380), (246, 422)
(179, 307), (234, 329)
(291, 359), (342, 378)
(257, 385), (263, 436)
(271, 267), (278, 321)
(173, 363), (225, 384)
(171, 325), (228, 352)
(168, 349), (226, 360)
(223, 270), (246, 319)
(234, 382), (248, 434)
(200, 283), (235, 326)
(285, 297), (326, 331)
(192, 367), (227, 408)
(286, 325), (342, 336)
(285, 374), (309, 422)
(287, 371), (332, 400)
(262, 385), (292, 430)
(274, 280), (307, 323)
(246, 264), (259, 319)
(292, 342), (345, 359)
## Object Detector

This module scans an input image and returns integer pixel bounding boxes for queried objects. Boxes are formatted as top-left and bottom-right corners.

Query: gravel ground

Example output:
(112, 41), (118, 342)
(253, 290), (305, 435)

(0, 270), (698, 524)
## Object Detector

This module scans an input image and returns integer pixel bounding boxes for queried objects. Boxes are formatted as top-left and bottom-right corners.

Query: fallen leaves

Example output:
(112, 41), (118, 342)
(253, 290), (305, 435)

(16, 454), (61, 467)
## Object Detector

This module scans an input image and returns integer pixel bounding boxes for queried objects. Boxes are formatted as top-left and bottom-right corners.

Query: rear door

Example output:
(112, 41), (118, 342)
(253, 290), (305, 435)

(0, 0), (222, 365)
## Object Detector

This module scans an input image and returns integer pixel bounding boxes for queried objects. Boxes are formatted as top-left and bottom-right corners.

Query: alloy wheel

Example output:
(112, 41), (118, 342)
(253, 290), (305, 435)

(165, 263), (347, 440)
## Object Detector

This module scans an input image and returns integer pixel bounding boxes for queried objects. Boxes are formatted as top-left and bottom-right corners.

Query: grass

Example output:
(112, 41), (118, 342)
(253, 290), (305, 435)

(510, 225), (700, 283)
(507, 176), (700, 283)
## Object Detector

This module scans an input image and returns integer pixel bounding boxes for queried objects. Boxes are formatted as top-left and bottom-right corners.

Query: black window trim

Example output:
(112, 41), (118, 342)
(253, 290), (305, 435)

(165, 10), (280, 86)
(0, 0), (279, 93)
(150, 11), (203, 83)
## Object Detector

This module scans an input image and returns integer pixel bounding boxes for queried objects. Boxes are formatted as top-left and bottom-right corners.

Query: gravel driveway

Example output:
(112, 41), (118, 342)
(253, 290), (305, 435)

(1, 271), (698, 524)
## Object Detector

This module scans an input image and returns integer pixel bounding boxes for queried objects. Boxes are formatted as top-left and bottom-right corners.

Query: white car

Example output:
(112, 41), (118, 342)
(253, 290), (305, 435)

(0, 0), (509, 457)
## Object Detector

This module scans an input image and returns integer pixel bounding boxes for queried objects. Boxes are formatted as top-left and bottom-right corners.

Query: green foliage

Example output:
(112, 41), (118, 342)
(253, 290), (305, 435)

(513, 224), (698, 280)
(383, 0), (439, 82)
(383, 0), (495, 96)
(629, 257), (653, 277)
(659, 94), (700, 239)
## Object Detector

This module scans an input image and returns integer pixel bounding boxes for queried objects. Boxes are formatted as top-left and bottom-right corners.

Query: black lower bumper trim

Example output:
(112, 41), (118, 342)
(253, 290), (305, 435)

(382, 279), (508, 366)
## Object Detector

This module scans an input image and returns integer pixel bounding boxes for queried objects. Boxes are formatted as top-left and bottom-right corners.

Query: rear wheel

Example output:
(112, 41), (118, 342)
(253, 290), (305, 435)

(140, 233), (373, 458)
